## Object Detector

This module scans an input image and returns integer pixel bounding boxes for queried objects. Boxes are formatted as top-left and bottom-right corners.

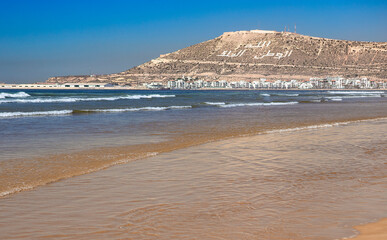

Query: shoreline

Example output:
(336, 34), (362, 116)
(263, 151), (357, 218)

(1, 116), (386, 199)
(1, 116), (386, 239)
(346, 218), (387, 240)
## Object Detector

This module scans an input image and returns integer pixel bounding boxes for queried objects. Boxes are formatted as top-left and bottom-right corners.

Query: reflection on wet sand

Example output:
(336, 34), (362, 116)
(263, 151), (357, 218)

(1, 119), (386, 239)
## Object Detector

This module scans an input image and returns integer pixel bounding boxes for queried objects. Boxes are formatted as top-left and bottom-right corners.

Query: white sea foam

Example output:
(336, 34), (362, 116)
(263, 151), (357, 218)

(267, 123), (344, 134)
(122, 94), (176, 99)
(326, 95), (381, 100)
(0, 94), (176, 104)
(0, 185), (35, 197)
(219, 102), (298, 108)
(0, 110), (73, 118)
(204, 102), (226, 105)
(0, 105), (191, 118)
(0, 91), (30, 99)
(89, 105), (192, 112)
(273, 93), (299, 97)
(327, 97), (343, 101)
(327, 91), (384, 95)
(265, 117), (387, 135)
(261, 93), (271, 97)
(342, 95), (381, 98)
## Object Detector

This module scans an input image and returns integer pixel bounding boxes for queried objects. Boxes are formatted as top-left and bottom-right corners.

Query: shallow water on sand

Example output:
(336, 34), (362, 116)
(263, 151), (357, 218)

(1, 89), (387, 197)
(0, 119), (386, 240)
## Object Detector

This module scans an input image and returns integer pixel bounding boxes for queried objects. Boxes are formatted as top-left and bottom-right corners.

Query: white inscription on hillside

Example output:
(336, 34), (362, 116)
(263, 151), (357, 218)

(245, 41), (271, 48)
(216, 40), (294, 60)
(217, 50), (247, 58)
(254, 50), (292, 59)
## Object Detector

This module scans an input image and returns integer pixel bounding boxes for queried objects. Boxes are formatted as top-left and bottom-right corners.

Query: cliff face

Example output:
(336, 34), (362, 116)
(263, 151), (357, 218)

(47, 30), (387, 84)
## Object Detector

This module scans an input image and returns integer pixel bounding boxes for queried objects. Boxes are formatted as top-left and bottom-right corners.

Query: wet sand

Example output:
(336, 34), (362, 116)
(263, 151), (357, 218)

(347, 218), (387, 240)
(1, 118), (386, 239)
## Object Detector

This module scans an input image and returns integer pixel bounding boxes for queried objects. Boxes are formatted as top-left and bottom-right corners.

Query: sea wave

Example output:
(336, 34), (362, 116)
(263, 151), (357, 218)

(260, 93), (271, 97)
(325, 97), (343, 101)
(219, 102), (298, 108)
(272, 93), (300, 97)
(0, 92), (30, 99)
(78, 106), (192, 113)
(204, 102), (226, 105)
(0, 94), (176, 104)
(325, 95), (381, 99)
(327, 91), (384, 95)
(0, 110), (73, 118)
(0, 105), (191, 118)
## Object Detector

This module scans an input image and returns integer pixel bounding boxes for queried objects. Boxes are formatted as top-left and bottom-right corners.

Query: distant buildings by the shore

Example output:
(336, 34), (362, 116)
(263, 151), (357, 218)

(1, 76), (386, 90)
(0, 82), (121, 90)
(163, 76), (386, 90)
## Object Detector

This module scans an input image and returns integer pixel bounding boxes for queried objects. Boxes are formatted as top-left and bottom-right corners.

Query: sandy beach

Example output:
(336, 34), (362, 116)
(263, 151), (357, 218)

(2, 1), (386, 239)
(347, 218), (387, 240)
(1, 118), (386, 239)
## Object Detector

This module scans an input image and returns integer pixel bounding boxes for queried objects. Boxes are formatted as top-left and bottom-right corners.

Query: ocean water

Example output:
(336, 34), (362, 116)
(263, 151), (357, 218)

(0, 89), (386, 196)
(0, 89), (386, 239)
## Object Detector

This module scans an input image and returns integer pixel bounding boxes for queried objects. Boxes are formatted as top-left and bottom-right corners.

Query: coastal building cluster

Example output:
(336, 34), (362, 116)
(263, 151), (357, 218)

(0, 82), (114, 89)
(162, 76), (387, 90)
(2, 77), (385, 90)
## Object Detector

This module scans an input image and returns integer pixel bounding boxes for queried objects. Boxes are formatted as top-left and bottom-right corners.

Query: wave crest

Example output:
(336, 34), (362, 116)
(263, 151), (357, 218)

(79, 106), (192, 113)
(0, 110), (73, 118)
(219, 102), (298, 108)
(0, 94), (176, 104)
(0, 92), (30, 99)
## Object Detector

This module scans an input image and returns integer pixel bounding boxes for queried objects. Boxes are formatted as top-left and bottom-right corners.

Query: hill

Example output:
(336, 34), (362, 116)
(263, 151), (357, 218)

(47, 30), (387, 85)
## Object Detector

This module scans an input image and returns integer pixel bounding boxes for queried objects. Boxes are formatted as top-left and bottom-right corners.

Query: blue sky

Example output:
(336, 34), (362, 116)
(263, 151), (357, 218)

(0, 0), (386, 83)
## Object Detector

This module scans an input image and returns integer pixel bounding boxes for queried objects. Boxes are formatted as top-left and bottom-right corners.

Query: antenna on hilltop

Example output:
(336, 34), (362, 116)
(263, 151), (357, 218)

(295, 24), (297, 33)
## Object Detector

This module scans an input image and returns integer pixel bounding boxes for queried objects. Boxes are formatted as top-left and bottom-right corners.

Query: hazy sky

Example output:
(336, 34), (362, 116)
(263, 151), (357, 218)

(0, 0), (386, 83)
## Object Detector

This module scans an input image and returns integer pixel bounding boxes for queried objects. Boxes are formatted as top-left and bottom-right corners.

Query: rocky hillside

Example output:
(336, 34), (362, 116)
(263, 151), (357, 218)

(47, 30), (387, 85)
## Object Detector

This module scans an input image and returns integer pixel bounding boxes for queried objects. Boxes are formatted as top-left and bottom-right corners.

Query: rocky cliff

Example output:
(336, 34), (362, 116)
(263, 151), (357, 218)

(47, 30), (387, 85)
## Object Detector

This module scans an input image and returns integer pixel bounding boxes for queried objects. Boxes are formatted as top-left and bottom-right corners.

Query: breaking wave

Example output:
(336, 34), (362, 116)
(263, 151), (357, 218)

(204, 102), (226, 105)
(325, 97), (343, 101)
(0, 106), (191, 118)
(75, 106), (192, 113)
(0, 110), (73, 118)
(219, 102), (298, 108)
(272, 93), (300, 97)
(0, 92), (30, 99)
(327, 91), (384, 95)
(0, 94), (176, 104)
